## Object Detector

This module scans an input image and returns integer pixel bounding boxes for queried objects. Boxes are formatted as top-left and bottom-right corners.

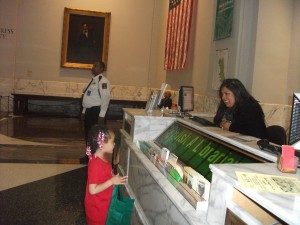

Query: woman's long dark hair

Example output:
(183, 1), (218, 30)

(214, 79), (259, 124)
(219, 79), (254, 109)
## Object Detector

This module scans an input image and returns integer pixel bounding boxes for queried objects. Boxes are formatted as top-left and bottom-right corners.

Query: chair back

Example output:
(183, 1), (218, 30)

(267, 125), (287, 146)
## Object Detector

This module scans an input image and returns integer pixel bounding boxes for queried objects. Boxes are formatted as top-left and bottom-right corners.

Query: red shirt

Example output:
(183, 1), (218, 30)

(84, 156), (113, 225)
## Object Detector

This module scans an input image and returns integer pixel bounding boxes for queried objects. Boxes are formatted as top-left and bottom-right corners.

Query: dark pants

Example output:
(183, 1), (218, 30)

(84, 106), (100, 144)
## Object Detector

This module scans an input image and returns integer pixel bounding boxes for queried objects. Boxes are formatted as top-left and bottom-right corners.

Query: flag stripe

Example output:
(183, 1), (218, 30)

(164, 0), (193, 70)
(178, 0), (187, 68)
(182, 0), (192, 67)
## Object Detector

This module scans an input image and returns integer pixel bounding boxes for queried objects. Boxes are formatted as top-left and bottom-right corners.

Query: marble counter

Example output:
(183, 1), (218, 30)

(123, 108), (278, 163)
(177, 117), (278, 163)
(120, 132), (208, 225)
(123, 108), (176, 142)
(119, 108), (300, 225)
(208, 163), (300, 225)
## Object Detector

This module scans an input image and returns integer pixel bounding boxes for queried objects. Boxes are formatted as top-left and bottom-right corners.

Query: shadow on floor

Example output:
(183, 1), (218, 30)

(0, 167), (88, 225)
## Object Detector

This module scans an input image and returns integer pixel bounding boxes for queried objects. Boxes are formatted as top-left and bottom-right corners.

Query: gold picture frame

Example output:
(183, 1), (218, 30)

(61, 8), (111, 69)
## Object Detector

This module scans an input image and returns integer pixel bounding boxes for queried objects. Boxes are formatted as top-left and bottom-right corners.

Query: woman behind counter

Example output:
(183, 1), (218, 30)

(214, 78), (267, 139)
(158, 91), (173, 109)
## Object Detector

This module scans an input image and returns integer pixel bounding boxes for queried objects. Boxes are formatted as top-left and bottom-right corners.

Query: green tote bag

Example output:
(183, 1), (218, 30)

(106, 185), (135, 225)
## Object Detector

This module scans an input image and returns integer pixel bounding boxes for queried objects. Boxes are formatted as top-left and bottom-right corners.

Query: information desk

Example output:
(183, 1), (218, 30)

(118, 108), (291, 225)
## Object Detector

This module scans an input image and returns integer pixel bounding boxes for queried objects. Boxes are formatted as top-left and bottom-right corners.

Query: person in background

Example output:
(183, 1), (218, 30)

(81, 61), (111, 144)
(158, 90), (173, 109)
(214, 78), (267, 139)
(84, 125), (128, 225)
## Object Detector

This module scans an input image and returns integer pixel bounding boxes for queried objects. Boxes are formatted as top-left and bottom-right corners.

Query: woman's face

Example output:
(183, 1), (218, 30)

(221, 87), (235, 108)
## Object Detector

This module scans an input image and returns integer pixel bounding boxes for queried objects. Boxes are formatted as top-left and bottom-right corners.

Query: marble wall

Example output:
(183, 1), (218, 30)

(0, 78), (292, 134)
(0, 78), (14, 116)
(11, 78), (150, 100)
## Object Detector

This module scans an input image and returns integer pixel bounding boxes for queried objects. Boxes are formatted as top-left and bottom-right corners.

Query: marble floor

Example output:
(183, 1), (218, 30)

(0, 115), (122, 225)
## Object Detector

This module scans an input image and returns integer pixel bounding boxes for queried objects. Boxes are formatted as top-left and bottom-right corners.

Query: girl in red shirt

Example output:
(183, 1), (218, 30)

(84, 125), (128, 225)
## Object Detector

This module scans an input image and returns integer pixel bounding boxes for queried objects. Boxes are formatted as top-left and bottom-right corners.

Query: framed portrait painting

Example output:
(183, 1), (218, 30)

(61, 8), (111, 69)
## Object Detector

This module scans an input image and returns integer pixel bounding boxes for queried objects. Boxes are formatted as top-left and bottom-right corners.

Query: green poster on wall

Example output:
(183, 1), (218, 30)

(214, 0), (234, 41)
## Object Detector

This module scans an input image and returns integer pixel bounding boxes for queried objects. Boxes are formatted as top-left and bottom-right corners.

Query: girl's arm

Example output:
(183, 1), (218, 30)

(88, 174), (128, 195)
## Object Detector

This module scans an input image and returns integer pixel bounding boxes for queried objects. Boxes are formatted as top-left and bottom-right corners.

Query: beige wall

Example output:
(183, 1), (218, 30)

(12, 0), (156, 86)
(1, 0), (299, 105)
(252, 0), (299, 104)
(288, 0), (300, 102)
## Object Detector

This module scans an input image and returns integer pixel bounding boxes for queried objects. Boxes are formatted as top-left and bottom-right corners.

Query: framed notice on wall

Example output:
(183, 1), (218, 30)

(214, 0), (234, 41)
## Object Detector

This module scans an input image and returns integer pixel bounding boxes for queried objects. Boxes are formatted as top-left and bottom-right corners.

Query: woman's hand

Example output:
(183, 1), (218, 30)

(220, 120), (231, 131)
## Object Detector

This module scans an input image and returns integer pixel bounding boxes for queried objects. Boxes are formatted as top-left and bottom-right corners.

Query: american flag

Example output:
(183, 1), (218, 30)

(164, 0), (193, 70)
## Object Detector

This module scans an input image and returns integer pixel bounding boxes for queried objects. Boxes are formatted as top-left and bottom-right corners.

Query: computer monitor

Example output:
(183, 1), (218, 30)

(288, 93), (300, 148)
(178, 86), (194, 113)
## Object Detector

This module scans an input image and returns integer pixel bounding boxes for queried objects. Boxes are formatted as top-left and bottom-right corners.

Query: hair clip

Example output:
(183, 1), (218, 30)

(97, 131), (105, 149)
(86, 146), (92, 159)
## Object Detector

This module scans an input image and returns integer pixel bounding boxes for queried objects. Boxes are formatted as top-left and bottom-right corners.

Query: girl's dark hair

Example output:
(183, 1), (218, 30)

(87, 124), (111, 154)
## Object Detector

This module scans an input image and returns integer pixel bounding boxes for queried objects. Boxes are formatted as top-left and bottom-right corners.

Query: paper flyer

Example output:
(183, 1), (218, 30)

(236, 171), (300, 195)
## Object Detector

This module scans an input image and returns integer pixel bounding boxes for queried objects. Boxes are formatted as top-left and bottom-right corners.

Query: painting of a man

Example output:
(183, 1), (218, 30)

(77, 23), (98, 63)
(67, 15), (104, 64)
(61, 8), (110, 69)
